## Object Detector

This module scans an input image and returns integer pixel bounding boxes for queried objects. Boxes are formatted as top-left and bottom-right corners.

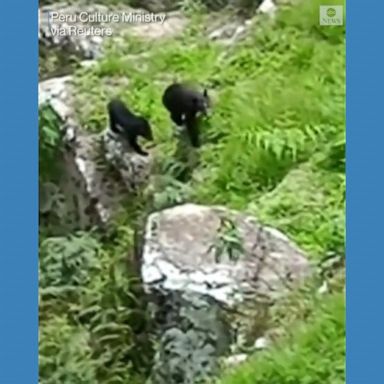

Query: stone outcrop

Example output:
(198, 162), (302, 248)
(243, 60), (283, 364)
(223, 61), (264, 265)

(38, 0), (193, 228)
(39, 75), (153, 231)
(140, 203), (312, 384)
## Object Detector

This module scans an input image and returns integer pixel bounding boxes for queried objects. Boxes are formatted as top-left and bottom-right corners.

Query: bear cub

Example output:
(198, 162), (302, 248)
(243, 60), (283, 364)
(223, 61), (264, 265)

(107, 99), (153, 156)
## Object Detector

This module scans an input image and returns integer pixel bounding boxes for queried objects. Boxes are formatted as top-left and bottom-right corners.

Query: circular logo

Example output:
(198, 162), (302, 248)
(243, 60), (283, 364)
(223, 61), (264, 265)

(327, 7), (336, 17)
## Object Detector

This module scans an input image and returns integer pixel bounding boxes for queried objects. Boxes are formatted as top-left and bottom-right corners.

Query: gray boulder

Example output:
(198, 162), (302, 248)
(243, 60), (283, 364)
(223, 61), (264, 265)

(140, 203), (312, 384)
(39, 75), (152, 231)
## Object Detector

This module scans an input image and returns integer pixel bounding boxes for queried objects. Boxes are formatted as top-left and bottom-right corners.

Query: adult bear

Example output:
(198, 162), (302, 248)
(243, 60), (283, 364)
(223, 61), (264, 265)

(162, 82), (210, 148)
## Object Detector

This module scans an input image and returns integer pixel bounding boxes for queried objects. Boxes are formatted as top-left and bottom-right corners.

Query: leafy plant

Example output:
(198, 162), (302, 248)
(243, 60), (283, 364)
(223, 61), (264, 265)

(39, 232), (102, 290)
(39, 316), (98, 384)
(39, 104), (62, 183)
(209, 215), (245, 262)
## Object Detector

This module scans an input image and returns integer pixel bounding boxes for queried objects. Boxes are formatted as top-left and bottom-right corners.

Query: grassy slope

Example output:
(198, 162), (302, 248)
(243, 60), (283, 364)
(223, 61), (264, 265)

(218, 290), (345, 384)
(39, 0), (345, 383)
(73, 0), (345, 255)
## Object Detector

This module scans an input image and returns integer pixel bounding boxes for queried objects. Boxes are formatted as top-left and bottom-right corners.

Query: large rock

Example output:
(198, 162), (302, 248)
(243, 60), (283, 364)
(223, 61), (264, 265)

(39, 75), (152, 231)
(103, 129), (153, 192)
(140, 204), (312, 384)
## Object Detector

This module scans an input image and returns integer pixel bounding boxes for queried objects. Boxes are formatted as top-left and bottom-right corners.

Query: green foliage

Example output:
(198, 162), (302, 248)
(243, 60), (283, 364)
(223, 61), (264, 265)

(209, 216), (245, 262)
(316, 129), (346, 173)
(40, 0), (345, 383)
(75, 255), (154, 381)
(39, 232), (153, 384)
(249, 163), (345, 257)
(39, 104), (62, 183)
(39, 316), (98, 384)
(218, 292), (345, 384)
(39, 232), (102, 289)
(73, 0), (345, 258)
(72, 0), (345, 214)
(151, 176), (192, 210)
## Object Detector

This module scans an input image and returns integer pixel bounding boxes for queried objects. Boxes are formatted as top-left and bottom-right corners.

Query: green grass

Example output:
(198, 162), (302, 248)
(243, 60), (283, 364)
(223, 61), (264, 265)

(218, 291), (345, 384)
(72, 0), (345, 256)
(39, 231), (154, 383)
(39, 0), (346, 383)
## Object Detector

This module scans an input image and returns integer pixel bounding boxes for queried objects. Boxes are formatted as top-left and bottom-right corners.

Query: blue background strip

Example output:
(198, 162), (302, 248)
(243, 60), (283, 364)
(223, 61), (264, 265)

(347, 0), (384, 383)
(0, 2), (39, 383)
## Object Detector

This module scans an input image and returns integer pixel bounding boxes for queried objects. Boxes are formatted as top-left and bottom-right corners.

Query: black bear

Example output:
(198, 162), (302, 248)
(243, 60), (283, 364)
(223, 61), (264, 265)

(162, 83), (210, 148)
(107, 98), (153, 156)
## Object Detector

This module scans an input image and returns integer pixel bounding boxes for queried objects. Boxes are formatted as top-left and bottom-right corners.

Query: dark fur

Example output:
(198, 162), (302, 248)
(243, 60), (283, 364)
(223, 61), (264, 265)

(162, 83), (210, 148)
(107, 99), (153, 156)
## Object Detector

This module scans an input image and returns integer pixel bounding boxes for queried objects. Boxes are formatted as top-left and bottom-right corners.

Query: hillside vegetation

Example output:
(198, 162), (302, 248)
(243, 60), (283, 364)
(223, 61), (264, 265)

(39, 0), (345, 383)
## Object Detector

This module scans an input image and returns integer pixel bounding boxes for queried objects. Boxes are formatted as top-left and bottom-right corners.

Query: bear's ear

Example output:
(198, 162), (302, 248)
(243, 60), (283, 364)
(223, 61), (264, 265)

(203, 88), (208, 98)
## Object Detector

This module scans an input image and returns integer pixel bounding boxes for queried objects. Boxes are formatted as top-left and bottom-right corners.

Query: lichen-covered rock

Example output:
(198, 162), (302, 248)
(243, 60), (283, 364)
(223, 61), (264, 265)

(103, 129), (153, 192)
(140, 203), (312, 384)
(60, 126), (128, 229)
(39, 75), (73, 120)
(39, 75), (152, 231)
(148, 290), (232, 384)
(208, 21), (248, 45)
(258, 0), (277, 15)
(222, 353), (248, 367)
